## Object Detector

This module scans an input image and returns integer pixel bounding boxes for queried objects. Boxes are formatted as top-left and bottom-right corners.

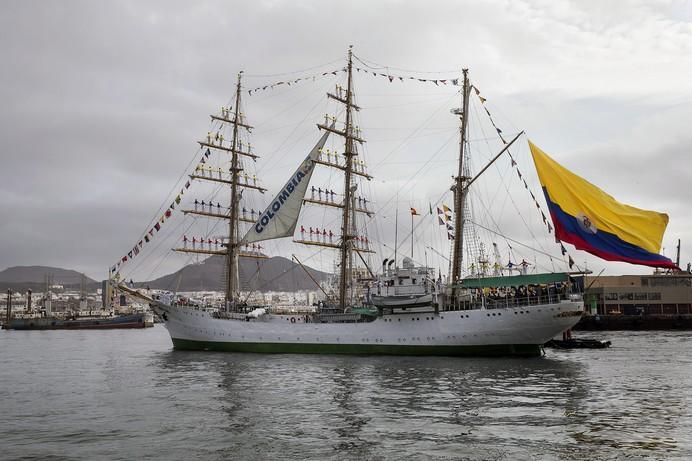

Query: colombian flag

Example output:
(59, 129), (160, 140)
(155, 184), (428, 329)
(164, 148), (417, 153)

(529, 141), (677, 269)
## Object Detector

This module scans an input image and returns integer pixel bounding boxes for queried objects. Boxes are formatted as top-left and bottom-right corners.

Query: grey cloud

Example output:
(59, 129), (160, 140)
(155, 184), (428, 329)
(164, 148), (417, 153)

(1, 0), (691, 279)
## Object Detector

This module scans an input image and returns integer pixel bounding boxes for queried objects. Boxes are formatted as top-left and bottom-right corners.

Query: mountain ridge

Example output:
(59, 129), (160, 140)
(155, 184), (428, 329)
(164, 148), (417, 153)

(0, 257), (330, 292)
(144, 255), (330, 292)
(0, 265), (97, 285)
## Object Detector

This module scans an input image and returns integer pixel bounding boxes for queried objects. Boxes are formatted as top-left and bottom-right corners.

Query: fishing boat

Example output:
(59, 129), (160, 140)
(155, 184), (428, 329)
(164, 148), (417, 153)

(113, 48), (676, 356)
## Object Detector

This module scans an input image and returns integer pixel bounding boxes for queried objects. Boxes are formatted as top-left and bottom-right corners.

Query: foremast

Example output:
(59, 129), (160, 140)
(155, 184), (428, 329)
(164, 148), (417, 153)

(174, 71), (267, 311)
(226, 72), (243, 309)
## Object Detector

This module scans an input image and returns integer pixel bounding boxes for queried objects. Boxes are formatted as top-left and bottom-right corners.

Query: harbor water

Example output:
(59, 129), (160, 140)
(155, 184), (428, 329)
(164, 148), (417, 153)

(1, 327), (691, 460)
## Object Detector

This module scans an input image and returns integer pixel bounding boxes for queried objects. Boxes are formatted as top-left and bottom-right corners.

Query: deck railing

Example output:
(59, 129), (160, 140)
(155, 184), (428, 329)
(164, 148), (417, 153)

(445, 291), (578, 311)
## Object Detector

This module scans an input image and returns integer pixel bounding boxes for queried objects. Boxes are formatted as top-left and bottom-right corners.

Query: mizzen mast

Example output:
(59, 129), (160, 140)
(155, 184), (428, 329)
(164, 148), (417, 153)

(450, 69), (471, 288)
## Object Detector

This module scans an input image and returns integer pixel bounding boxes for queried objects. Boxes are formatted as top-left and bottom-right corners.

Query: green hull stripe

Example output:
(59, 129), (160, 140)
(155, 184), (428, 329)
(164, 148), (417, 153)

(171, 338), (542, 357)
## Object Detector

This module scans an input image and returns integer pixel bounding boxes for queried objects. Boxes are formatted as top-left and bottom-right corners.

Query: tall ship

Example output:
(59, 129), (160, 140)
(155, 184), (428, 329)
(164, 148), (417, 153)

(114, 48), (677, 356)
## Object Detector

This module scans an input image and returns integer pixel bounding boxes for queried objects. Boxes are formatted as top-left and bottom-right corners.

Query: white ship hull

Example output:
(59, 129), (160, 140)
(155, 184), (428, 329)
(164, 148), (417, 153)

(152, 299), (584, 357)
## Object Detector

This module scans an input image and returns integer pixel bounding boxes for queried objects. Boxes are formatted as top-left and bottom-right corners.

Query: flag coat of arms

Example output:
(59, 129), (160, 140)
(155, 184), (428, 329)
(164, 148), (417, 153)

(529, 141), (676, 269)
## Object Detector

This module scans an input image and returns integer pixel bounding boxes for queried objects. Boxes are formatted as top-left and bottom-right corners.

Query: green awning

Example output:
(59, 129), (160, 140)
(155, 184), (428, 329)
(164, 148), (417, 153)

(454, 272), (571, 289)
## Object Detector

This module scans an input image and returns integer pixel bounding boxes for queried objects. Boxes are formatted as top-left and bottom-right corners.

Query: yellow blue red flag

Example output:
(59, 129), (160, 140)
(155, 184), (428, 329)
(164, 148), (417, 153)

(529, 141), (676, 269)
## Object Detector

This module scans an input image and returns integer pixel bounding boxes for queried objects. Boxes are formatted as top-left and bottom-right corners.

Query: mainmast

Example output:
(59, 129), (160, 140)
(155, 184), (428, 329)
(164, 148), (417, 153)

(450, 69), (470, 287)
(174, 71), (267, 311)
(298, 46), (373, 310)
(338, 47), (356, 309)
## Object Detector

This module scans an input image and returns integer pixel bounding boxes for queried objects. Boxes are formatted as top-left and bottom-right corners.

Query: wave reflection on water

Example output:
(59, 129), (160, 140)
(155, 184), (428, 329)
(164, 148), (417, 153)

(1, 327), (691, 460)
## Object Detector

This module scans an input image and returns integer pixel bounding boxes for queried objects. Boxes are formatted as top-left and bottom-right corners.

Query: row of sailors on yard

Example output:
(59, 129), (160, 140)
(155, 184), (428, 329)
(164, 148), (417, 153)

(191, 201), (274, 220)
(194, 196), (367, 217)
(194, 165), (257, 185)
(298, 226), (370, 247)
(219, 107), (246, 124)
(300, 226), (335, 242)
(220, 106), (236, 119)
(309, 187), (369, 209)
(310, 187), (336, 202)
(191, 202), (294, 222)
(182, 236), (262, 253)
(205, 131), (252, 152)
(241, 243), (263, 253)
(323, 114), (362, 139)
(193, 207), (272, 220)
(194, 200), (224, 213)
(317, 148), (367, 172)
(182, 236), (221, 249)
(206, 131), (225, 145)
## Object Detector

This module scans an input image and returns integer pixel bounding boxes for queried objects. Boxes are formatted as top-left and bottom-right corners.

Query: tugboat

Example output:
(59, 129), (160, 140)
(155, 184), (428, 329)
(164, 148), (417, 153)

(544, 329), (612, 349)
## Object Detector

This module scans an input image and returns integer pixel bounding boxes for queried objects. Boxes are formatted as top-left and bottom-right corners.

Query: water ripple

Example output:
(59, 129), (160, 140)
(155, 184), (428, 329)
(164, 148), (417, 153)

(1, 328), (691, 460)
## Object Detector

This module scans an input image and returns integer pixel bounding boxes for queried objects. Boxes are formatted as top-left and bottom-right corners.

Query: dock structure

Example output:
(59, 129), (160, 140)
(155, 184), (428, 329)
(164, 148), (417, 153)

(584, 273), (692, 316)
(578, 272), (692, 330)
(5, 289), (11, 327)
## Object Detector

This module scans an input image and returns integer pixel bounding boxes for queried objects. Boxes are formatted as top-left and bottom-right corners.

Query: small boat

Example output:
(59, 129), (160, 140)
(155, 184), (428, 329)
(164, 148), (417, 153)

(545, 338), (612, 349)
(370, 257), (436, 309)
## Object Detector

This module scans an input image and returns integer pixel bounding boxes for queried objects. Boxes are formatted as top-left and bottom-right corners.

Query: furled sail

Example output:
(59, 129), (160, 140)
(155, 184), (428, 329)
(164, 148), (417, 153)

(529, 140), (677, 269)
(241, 129), (331, 244)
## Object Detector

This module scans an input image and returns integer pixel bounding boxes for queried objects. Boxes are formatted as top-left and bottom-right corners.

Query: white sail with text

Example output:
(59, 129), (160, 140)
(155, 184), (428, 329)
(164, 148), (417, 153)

(241, 129), (330, 244)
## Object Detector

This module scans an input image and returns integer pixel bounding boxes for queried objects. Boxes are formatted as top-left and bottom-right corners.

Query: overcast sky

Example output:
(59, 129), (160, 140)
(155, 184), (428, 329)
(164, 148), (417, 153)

(1, 0), (691, 281)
